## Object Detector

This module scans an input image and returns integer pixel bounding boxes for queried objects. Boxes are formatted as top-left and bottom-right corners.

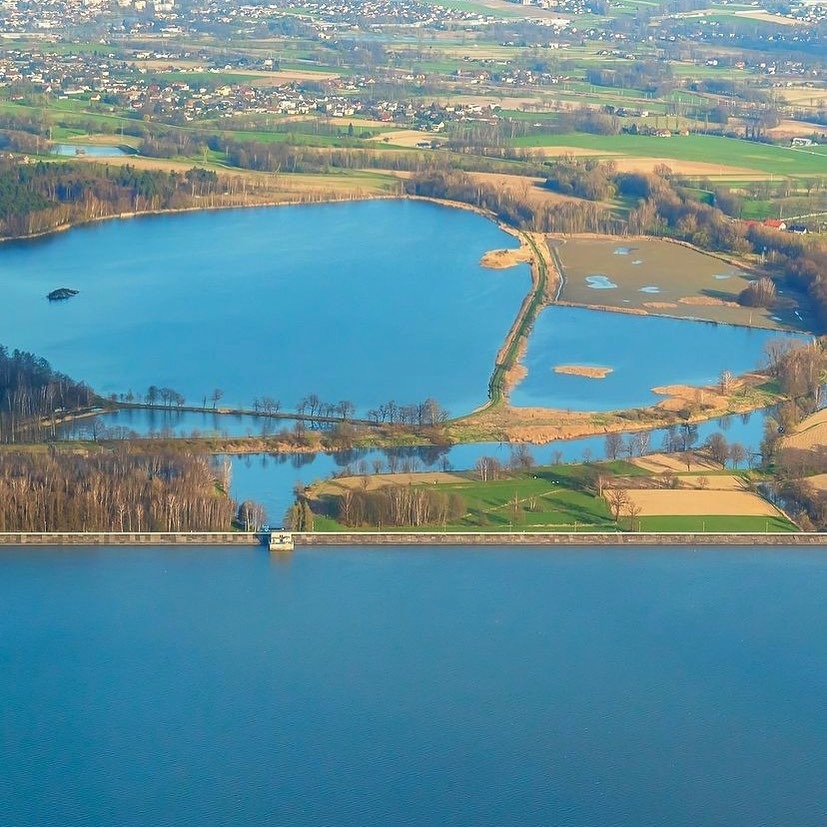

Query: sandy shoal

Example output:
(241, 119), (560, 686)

(553, 364), (613, 379)
(481, 247), (533, 269)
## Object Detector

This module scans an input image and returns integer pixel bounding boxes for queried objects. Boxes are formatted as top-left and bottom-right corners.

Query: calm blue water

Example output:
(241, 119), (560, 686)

(229, 409), (770, 522)
(512, 307), (806, 411)
(1, 545), (825, 827)
(0, 200), (529, 415)
(51, 144), (128, 156)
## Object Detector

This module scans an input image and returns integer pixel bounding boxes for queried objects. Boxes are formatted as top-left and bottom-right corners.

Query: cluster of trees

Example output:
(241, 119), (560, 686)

(703, 432), (749, 468)
(145, 385), (186, 408)
(739, 276), (777, 308)
(586, 61), (675, 97)
(0, 346), (93, 443)
(474, 446), (534, 480)
(285, 496), (315, 531)
(328, 483), (466, 528)
(545, 157), (617, 201)
(405, 170), (621, 235)
(765, 339), (824, 410)
(365, 397), (449, 427)
(296, 394), (355, 420)
(0, 448), (237, 531)
(745, 225), (827, 330)
(0, 160), (225, 238)
(759, 340), (825, 463)
(769, 445), (827, 530)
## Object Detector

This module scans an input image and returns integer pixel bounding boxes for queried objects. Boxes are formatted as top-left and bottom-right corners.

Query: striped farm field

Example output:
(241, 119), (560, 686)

(782, 409), (827, 451)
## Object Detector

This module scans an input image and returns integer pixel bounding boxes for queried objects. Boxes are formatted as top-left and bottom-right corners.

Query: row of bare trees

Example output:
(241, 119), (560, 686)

(329, 484), (466, 528)
(0, 448), (239, 532)
(366, 397), (449, 427)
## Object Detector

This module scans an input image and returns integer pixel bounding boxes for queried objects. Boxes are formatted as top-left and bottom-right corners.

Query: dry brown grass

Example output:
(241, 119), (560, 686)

(680, 474), (749, 490)
(678, 295), (740, 308)
(782, 409), (827, 451)
(316, 471), (465, 494)
(620, 488), (779, 516)
(610, 157), (774, 180)
(651, 383), (729, 412)
(481, 247), (533, 269)
(470, 172), (592, 210)
(370, 130), (442, 148)
(800, 473), (827, 492)
(767, 119), (827, 138)
(733, 9), (802, 25)
(632, 452), (720, 474)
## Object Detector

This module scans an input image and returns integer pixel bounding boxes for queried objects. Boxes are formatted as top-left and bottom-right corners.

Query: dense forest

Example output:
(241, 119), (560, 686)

(0, 448), (237, 531)
(0, 346), (93, 443)
(0, 159), (222, 238)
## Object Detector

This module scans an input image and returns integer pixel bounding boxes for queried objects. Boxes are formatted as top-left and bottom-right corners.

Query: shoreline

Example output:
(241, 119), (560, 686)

(0, 530), (823, 546)
(0, 190), (807, 448)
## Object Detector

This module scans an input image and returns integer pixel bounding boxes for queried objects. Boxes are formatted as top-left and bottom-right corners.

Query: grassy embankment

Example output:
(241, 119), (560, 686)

(486, 232), (552, 406)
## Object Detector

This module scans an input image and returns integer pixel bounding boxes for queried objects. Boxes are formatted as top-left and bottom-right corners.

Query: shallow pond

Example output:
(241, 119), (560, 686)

(511, 306), (806, 411)
(51, 144), (129, 157)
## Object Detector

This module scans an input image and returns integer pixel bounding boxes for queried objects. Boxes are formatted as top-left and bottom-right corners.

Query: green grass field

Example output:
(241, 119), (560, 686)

(639, 515), (797, 532)
(513, 133), (827, 178)
(312, 463), (797, 534)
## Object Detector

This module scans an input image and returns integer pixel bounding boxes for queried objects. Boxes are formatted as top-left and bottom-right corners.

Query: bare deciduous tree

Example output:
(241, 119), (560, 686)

(606, 488), (630, 523)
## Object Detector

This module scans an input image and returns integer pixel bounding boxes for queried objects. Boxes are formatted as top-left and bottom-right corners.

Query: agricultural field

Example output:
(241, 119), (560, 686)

(308, 456), (797, 533)
(781, 408), (827, 452)
(514, 134), (827, 181)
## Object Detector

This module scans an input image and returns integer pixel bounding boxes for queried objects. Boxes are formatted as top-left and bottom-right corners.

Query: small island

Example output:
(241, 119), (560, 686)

(553, 365), (614, 379)
(47, 288), (79, 301)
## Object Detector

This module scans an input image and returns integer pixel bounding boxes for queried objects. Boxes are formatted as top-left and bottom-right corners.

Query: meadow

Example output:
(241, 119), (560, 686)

(514, 133), (827, 180)
(311, 459), (798, 533)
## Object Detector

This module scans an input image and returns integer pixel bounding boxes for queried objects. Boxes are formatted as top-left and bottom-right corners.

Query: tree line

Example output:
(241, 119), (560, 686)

(404, 169), (622, 235)
(0, 346), (93, 443)
(0, 448), (241, 532)
(0, 159), (224, 238)
(322, 483), (466, 529)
